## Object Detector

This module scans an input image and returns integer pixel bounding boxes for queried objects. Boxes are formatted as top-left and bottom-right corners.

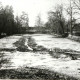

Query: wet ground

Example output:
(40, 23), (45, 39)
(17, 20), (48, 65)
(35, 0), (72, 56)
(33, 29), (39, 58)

(0, 34), (80, 79)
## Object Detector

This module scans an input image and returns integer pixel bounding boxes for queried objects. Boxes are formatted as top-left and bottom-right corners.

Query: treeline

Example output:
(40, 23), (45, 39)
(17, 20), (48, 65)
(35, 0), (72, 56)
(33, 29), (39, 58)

(44, 4), (68, 37)
(36, 0), (80, 37)
(46, 0), (80, 37)
(0, 3), (29, 37)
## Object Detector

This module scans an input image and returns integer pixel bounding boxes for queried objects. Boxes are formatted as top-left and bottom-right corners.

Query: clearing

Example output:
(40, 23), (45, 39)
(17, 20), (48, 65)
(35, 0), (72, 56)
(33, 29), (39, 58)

(0, 34), (80, 79)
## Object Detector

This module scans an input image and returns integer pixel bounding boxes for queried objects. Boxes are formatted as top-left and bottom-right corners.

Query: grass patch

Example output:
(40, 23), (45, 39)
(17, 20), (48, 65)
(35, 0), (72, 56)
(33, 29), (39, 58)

(13, 36), (30, 52)
(49, 48), (80, 60)
(27, 37), (48, 52)
(0, 48), (16, 52)
(0, 67), (78, 80)
(14, 36), (48, 52)
(0, 53), (10, 68)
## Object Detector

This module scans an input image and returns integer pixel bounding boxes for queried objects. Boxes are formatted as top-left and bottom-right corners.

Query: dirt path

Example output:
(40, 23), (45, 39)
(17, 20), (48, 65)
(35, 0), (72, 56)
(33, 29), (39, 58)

(0, 34), (80, 79)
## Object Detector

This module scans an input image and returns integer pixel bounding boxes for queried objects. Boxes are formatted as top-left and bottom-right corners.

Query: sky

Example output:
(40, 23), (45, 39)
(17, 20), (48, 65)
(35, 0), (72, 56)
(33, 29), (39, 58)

(0, 0), (69, 26)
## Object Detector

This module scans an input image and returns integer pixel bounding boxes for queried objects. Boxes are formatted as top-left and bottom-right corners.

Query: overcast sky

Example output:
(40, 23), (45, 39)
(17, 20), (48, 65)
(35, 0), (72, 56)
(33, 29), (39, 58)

(0, 0), (68, 26)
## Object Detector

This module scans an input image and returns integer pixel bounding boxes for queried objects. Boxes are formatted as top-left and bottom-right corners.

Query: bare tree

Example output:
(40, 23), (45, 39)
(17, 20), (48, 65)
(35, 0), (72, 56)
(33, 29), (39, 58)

(65, 0), (80, 35)
(35, 13), (43, 27)
(71, 0), (80, 19)
(67, 0), (73, 35)
(72, 0), (80, 10)
(66, 0), (77, 35)
(20, 11), (29, 27)
(48, 4), (66, 35)
(35, 13), (44, 32)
